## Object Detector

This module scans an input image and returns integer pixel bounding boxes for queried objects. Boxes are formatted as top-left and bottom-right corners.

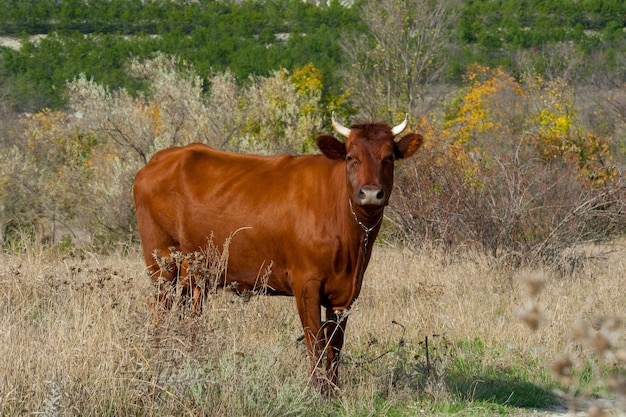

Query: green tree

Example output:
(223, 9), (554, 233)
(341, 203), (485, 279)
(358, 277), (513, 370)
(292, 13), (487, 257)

(341, 0), (460, 118)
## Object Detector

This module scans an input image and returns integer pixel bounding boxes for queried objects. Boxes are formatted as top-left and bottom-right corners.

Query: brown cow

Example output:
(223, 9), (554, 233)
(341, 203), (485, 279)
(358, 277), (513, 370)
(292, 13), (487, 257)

(133, 113), (423, 394)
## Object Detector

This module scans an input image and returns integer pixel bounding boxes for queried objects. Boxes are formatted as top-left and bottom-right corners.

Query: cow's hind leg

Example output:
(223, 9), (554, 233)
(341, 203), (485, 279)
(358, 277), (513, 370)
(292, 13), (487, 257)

(176, 258), (204, 311)
(145, 248), (179, 311)
(136, 209), (179, 311)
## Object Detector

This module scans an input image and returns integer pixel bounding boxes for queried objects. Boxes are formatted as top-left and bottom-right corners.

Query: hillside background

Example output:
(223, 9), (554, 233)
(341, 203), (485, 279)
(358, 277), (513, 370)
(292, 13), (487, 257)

(1, 0), (625, 112)
(0, 0), (625, 257)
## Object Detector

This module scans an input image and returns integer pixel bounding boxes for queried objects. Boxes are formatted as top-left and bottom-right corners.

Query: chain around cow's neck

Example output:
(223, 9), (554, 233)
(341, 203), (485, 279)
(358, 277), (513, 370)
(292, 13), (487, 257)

(349, 199), (383, 239)
(349, 199), (383, 279)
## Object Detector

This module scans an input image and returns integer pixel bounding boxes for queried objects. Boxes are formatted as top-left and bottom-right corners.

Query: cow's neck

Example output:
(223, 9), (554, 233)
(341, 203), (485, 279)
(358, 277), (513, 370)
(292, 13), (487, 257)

(333, 199), (384, 311)
(347, 199), (384, 275)
(349, 199), (383, 268)
(348, 199), (384, 235)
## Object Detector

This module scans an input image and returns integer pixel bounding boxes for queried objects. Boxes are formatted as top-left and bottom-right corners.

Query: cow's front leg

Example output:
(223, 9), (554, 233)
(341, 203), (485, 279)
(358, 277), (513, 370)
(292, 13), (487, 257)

(294, 280), (327, 392)
(177, 259), (203, 311)
(325, 308), (348, 392)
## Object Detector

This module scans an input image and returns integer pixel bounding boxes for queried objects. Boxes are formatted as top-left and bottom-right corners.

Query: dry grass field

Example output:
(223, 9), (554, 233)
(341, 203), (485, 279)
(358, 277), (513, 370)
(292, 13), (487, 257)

(1, 240), (625, 416)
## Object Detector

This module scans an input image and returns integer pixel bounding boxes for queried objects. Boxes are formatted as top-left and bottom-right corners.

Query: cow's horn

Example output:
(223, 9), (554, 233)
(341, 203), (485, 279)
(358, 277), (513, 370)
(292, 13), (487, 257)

(331, 112), (351, 138)
(391, 114), (409, 136)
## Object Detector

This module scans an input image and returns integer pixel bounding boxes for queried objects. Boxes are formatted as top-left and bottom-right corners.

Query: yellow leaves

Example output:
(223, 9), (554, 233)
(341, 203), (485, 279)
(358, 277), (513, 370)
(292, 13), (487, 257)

(535, 130), (566, 161)
(19, 109), (97, 176)
(554, 115), (571, 133)
(533, 76), (574, 142)
(22, 108), (68, 145)
(537, 110), (572, 133)
(434, 64), (618, 191)
(237, 66), (325, 154)
(144, 102), (163, 137)
(291, 63), (323, 97)
(526, 74), (617, 187)
(291, 64), (325, 130)
(569, 133), (617, 187)
(443, 65), (519, 146)
(535, 128), (616, 186)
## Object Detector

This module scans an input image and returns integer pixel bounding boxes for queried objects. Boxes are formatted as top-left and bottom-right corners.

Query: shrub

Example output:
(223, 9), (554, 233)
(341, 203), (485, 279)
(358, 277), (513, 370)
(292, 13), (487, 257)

(389, 65), (625, 261)
(0, 109), (97, 246)
(2, 54), (327, 247)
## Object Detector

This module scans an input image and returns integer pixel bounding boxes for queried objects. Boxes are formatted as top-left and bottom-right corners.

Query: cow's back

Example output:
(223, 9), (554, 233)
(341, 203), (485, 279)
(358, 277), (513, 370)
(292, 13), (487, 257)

(134, 143), (345, 295)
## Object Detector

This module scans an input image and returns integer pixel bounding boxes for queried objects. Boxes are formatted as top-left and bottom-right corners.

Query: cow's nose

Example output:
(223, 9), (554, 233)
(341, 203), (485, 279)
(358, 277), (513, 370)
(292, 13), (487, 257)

(358, 188), (385, 205)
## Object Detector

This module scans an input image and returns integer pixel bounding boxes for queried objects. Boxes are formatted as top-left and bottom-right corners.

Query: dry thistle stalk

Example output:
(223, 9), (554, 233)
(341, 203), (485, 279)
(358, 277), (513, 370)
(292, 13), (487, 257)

(592, 316), (622, 332)
(614, 348), (626, 364)
(152, 248), (173, 274)
(570, 316), (623, 362)
(590, 329), (613, 357)
(518, 302), (545, 331)
(590, 316), (622, 359)
(551, 354), (574, 385)
(518, 270), (547, 296)
(587, 401), (609, 417)
(571, 318), (591, 342)
(606, 373), (626, 397)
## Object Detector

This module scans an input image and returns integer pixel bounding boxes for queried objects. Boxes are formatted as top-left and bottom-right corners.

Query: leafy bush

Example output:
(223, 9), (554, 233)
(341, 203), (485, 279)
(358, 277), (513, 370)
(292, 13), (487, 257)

(0, 109), (97, 246)
(389, 65), (625, 261)
(2, 55), (624, 256)
(0, 54), (328, 247)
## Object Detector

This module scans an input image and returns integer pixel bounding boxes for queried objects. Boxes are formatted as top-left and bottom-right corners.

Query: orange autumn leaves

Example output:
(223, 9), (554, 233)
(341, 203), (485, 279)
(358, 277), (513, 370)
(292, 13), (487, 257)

(429, 64), (617, 189)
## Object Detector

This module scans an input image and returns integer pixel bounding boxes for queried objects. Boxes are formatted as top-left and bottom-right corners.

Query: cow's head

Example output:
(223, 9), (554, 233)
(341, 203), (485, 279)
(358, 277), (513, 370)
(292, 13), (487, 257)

(317, 113), (423, 209)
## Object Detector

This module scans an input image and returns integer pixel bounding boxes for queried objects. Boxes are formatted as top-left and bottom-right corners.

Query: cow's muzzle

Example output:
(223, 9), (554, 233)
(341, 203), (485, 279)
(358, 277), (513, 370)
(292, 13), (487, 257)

(358, 188), (385, 206)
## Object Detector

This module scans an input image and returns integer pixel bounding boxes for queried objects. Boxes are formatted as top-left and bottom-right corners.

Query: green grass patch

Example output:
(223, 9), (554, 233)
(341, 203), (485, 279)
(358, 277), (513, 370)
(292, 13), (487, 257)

(444, 336), (562, 410)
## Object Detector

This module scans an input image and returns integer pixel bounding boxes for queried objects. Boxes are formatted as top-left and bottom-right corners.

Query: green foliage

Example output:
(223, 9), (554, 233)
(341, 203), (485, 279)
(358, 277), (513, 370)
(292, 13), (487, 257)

(1, 0), (624, 112)
(0, 0), (359, 112)
(455, 0), (626, 80)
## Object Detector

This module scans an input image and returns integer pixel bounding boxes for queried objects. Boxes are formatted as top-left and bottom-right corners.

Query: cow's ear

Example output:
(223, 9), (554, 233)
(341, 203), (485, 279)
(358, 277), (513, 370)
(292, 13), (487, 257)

(317, 135), (347, 160)
(394, 133), (424, 160)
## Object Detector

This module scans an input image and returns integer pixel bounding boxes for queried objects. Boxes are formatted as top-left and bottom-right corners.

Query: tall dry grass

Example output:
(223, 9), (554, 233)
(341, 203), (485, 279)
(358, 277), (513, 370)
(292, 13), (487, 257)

(1, 240), (625, 415)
